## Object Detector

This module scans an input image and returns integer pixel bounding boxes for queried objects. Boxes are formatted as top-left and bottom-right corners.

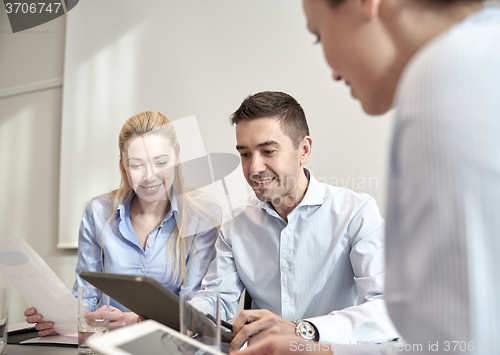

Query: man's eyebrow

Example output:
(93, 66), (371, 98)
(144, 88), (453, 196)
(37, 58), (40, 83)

(236, 141), (279, 151)
(257, 140), (279, 148)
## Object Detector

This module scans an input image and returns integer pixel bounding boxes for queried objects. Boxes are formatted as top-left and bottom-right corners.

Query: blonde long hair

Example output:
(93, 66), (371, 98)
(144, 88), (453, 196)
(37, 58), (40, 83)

(102, 111), (220, 286)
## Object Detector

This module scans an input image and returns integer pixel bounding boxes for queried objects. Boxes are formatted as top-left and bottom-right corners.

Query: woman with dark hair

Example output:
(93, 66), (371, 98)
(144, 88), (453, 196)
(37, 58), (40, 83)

(25, 111), (221, 335)
(239, 0), (500, 353)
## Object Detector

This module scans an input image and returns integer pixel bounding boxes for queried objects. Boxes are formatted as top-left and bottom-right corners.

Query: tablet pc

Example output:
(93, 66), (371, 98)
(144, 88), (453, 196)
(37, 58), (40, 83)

(79, 271), (234, 343)
(87, 319), (225, 355)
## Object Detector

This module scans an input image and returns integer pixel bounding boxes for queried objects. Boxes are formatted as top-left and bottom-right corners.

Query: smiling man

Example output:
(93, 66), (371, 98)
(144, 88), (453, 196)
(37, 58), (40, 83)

(194, 91), (398, 350)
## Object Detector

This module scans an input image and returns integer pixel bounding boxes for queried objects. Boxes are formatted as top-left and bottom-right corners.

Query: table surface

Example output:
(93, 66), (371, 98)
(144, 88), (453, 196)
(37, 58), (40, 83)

(7, 344), (79, 355)
(7, 327), (80, 354)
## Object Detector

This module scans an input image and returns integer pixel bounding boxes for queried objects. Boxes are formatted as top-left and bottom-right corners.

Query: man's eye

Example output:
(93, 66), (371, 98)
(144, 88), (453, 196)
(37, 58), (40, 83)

(240, 153), (250, 158)
(130, 164), (142, 169)
(264, 150), (277, 155)
(156, 161), (168, 166)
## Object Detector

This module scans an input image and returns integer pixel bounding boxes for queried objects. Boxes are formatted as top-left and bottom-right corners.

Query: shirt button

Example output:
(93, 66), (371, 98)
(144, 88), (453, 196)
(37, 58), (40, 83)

(283, 263), (289, 269)
(285, 297), (290, 302)
(147, 243), (153, 248)
(160, 224), (164, 228)
(284, 230), (289, 235)
(141, 267), (146, 273)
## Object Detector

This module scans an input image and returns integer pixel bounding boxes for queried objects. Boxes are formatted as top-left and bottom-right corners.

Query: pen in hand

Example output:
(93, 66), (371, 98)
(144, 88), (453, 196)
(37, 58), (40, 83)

(206, 313), (233, 332)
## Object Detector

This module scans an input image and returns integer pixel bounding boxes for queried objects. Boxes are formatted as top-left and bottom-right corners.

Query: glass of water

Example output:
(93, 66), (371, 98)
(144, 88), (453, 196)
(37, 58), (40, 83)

(0, 288), (10, 355)
(78, 286), (109, 355)
(180, 291), (221, 350)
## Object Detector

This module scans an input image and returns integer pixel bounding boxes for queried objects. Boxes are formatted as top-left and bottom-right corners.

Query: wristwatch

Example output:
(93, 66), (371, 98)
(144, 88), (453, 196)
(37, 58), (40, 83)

(294, 320), (319, 341)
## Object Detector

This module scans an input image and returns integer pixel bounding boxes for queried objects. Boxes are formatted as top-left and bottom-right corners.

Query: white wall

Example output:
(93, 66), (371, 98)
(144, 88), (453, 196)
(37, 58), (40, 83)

(0, 10), (77, 324)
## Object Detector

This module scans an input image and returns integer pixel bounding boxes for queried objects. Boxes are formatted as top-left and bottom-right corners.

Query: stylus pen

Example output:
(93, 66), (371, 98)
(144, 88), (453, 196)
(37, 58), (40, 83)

(206, 313), (233, 332)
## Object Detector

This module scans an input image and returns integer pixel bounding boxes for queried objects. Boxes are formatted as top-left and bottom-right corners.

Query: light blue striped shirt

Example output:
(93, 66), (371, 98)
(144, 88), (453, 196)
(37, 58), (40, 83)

(384, 7), (500, 354)
(72, 191), (219, 311)
(198, 169), (399, 344)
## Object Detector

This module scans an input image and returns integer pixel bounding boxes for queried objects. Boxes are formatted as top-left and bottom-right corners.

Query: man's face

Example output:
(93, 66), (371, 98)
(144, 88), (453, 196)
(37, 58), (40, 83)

(236, 116), (304, 205)
(302, 0), (398, 115)
(122, 133), (177, 201)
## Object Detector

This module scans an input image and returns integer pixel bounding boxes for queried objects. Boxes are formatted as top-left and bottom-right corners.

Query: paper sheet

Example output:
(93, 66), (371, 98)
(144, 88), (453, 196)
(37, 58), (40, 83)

(20, 334), (78, 345)
(0, 236), (77, 335)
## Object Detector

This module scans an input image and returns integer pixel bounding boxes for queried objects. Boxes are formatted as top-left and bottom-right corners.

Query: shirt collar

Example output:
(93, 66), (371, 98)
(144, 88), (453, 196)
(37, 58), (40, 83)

(260, 167), (323, 215)
(115, 191), (134, 221)
(166, 188), (180, 221)
(115, 188), (180, 222)
(298, 168), (324, 207)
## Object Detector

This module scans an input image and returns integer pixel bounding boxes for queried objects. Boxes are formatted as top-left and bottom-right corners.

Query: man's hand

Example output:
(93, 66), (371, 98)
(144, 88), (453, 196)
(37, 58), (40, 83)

(24, 307), (59, 337)
(229, 309), (296, 351)
(231, 335), (332, 355)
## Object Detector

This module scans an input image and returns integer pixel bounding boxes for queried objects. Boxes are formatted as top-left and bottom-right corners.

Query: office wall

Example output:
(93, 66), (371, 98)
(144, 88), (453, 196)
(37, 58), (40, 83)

(0, 9), (77, 324)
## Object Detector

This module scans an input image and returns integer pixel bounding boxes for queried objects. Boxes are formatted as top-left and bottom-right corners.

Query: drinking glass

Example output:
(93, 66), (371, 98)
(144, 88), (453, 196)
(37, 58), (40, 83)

(78, 286), (109, 355)
(0, 289), (10, 355)
(180, 291), (221, 350)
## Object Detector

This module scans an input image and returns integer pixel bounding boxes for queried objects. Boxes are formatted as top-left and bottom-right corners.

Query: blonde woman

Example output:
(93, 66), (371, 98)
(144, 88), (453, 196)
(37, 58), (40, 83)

(25, 111), (221, 335)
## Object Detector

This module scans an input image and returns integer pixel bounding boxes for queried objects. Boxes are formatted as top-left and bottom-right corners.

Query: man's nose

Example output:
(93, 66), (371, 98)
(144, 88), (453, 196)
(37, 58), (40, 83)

(249, 155), (266, 176)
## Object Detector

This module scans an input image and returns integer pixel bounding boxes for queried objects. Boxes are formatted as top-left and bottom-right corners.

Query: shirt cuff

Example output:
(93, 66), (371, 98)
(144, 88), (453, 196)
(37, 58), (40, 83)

(304, 314), (350, 344)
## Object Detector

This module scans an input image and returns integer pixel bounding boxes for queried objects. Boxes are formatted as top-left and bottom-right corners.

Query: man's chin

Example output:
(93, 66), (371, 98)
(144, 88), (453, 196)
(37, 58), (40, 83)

(253, 191), (278, 203)
(254, 194), (269, 202)
(253, 189), (271, 202)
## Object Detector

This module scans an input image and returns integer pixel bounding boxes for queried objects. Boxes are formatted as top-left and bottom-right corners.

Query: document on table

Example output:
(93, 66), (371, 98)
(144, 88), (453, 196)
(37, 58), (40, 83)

(0, 236), (77, 336)
(20, 334), (78, 345)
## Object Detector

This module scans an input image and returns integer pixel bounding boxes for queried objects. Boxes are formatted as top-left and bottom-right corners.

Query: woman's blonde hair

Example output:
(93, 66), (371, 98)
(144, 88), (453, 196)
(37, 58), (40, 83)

(102, 111), (220, 286)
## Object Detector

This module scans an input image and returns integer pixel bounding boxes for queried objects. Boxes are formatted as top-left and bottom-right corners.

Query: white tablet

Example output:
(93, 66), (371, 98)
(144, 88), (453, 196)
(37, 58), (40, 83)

(86, 320), (226, 355)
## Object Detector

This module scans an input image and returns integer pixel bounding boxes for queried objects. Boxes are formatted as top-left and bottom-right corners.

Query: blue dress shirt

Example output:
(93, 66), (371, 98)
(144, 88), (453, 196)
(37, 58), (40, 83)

(196, 169), (399, 344)
(72, 191), (220, 311)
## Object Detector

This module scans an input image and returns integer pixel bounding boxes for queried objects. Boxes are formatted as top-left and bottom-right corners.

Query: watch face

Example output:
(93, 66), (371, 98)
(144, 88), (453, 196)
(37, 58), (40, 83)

(298, 322), (316, 340)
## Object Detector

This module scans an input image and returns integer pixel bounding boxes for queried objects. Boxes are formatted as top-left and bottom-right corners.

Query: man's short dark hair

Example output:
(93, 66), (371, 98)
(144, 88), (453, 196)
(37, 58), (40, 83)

(230, 91), (310, 148)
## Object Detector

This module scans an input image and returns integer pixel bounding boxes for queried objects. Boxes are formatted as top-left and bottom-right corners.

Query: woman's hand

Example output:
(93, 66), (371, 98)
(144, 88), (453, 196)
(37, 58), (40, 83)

(24, 307), (59, 337)
(85, 306), (140, 331)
